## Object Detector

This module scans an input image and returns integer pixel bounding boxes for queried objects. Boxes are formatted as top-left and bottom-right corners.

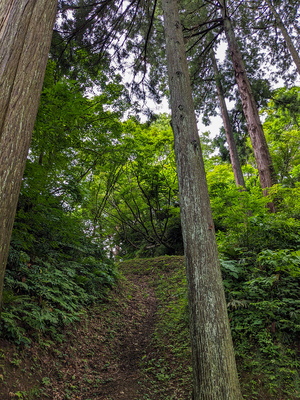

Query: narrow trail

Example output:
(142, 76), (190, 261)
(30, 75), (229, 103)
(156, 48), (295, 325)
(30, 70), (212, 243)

(1, 256), (291, 400)
(99, 273), (157, 400)
(0, 257), (195, 400)
(33, 270), (159, 400)
(0, 268), (158, 400)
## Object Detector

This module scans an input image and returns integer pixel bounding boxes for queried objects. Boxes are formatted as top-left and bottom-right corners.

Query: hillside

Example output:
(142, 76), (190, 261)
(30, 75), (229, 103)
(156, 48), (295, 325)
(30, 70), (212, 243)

(0, 256), (299, 399)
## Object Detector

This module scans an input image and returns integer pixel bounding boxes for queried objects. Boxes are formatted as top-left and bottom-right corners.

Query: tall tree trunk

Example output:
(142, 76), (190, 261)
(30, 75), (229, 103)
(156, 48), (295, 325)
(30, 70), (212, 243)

(161, 0), (242, 398)
(210, 50), (246, 188)
(220, 1), (276, 208)
(265, 0), (300, 75)
(0, 0), (57, 319)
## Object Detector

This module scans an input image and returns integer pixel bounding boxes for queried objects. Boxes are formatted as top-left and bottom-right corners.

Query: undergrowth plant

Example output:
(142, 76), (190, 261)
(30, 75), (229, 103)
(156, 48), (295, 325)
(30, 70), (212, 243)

(0, 189), (117, 345)
(213, 182), (300, 398)
(135, 178), (300, 399)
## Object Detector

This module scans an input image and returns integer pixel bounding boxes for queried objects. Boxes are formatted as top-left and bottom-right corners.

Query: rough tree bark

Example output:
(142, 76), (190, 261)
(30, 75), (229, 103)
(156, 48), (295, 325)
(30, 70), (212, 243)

(264, 0), (300, 75)
(161, 0), (242, 398)
(210, 49), (246, 188)
(0, 0), (58, 319)
(220, 1), (276, 208)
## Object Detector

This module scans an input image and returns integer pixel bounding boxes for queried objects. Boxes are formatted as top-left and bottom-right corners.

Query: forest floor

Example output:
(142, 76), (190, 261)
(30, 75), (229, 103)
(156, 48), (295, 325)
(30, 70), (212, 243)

(0, 256), (191, 400)
(0, 256), (296, 399)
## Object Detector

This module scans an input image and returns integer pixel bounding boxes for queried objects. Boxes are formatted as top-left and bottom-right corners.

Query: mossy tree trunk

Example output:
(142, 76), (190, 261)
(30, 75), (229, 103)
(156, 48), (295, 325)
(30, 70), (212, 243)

(0, 0), (57, 319)
(211, 49), (246, 189)
(161, 0), (242, 398)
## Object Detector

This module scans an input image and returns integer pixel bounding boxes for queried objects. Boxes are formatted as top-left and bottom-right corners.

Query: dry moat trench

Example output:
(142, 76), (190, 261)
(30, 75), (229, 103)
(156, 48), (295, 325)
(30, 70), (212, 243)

(0, 262), (187, 400)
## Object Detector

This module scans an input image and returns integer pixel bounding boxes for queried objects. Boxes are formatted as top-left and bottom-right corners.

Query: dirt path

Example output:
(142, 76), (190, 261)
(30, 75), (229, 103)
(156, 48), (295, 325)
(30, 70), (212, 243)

(0, 257), (193, 400)
(38, 272), (158, 400)
(98, 273), (157, 400)
(0, 269), (158, 400)
(8, 271), (157, 400)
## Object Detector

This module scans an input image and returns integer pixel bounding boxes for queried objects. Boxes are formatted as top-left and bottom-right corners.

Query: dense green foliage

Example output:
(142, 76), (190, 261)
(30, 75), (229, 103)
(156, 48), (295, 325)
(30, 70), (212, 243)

(212, 188), (300, 397)
(2, 82), (300, 364)
(117, 87), (300, 397)
(1, 173), (117, 345)
(0, 61), (123, 344)
(102, 116), (183, 258)
(1, 1), (300, 396)
(203, 108), (300, 395)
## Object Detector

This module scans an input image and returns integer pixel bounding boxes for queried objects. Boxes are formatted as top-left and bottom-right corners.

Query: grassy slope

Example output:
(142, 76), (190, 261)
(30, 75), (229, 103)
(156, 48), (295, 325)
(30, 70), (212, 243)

(121, 256), (300, 400)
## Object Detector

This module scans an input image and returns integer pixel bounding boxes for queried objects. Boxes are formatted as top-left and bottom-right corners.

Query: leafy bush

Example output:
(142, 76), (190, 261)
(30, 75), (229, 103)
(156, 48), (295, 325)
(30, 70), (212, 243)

(214, 193), (300, 397)
(205, 170), (300, 397)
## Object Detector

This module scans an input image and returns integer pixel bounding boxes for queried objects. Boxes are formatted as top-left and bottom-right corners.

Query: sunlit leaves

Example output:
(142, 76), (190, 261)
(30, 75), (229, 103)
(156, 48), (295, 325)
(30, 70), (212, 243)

(263, 87), (300, 185)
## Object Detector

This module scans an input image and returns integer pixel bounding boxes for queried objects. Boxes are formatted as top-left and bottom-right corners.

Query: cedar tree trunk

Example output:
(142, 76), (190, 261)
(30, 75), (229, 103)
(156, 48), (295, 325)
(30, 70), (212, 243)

(265, 0), (300, 75)
(211, 50), (246, 188)
(0, 0), (58, 319)
(161, 0), (242, 398)
(220, 1), (276, 207)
